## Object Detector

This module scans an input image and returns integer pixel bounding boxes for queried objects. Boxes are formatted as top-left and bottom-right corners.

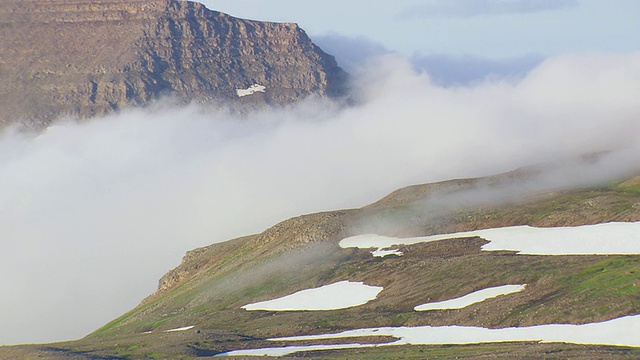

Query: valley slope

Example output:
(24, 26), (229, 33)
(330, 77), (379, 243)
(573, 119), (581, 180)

(2, 167), (640, 359)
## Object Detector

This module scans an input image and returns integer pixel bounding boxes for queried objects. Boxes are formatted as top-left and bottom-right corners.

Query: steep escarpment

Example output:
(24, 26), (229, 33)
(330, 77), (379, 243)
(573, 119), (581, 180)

(0, 0), (347, 129)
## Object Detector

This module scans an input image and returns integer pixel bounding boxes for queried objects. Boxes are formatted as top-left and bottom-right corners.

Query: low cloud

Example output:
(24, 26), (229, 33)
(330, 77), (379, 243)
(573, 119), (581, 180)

(312, 34), (542, 86)
(398, 0), (579, 19)
(410, 53), (543, 86)
(312, 33), (391, 73)
(1, 51), (639, 345)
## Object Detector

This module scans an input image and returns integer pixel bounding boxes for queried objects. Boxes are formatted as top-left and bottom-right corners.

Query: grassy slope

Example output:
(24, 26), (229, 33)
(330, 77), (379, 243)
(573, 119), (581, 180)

(2, 176), (640, 359)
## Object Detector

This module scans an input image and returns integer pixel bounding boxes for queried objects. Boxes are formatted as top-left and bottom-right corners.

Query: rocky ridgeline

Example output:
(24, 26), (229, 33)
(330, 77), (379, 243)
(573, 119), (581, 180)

(0, 0), (347, 128)
(156, 210), (352, 293)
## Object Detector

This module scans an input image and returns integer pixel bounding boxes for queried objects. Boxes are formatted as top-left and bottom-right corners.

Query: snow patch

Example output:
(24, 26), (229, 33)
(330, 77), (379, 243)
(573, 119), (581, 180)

(414, 284), (526, 311)
(340, 222), (640, 256)
(164, 325), (194, 333)
(221, 315), (640, 356)
(371, 248), (403, 257)
(236, 84), (266, 97)
(218, 343), (376, 357)
(341, 234), (405, 258)
(242, 281), (383, 311)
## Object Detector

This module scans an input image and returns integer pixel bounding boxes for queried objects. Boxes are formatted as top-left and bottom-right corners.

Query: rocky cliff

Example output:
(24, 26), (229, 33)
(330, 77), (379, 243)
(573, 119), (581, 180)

(0, 0), (347, 129)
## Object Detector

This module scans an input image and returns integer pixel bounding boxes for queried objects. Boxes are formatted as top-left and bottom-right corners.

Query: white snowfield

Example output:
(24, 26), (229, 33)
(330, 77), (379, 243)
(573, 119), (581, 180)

(371, 248), (403, 257)
(218, 343), (376, 357)
(340, 222), (640, 256)
(242, 281), (383, 311)
(219, 315), (640, 357)
(414, 284), (526, 311)
(236, 84), (266, 97)
(164, 325), (194, 333)
(217, 222), (640, 356)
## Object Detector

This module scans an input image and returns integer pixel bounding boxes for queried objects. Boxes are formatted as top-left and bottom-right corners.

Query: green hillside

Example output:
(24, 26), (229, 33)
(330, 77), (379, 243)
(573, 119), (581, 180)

(2, 172), (640, 359)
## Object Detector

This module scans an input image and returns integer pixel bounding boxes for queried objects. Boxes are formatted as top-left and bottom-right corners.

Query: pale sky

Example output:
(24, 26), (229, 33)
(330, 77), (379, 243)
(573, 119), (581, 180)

(200, 0), (640, 58)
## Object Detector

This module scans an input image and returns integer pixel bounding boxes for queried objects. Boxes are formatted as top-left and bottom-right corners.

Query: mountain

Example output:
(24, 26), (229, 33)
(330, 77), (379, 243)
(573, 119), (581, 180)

(0, 0), (347, 129)
(2, 166), (639, 359)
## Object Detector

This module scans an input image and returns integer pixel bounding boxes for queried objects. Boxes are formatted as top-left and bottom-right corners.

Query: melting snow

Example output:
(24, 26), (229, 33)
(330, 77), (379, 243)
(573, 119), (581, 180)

(164, 325), (194, 333)
(219, 222), (640, 356)
(341, 234), (404, 258)
(414, 284), (526, 311)
(218, 343), (376, 357)
(236, 84), (266, 97)
(220, 315), (640, 356)
(242, 281), (383, 311)
(371, 248), (403, 257)
(340, 222), (640, 256)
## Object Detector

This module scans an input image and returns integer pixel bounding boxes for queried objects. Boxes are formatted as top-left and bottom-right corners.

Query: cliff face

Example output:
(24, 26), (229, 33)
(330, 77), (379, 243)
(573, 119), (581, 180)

(0, 0), (347, 128)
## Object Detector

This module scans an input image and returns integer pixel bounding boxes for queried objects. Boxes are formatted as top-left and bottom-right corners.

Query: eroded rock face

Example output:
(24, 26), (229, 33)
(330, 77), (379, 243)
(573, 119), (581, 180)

(0, 0), (347, 128)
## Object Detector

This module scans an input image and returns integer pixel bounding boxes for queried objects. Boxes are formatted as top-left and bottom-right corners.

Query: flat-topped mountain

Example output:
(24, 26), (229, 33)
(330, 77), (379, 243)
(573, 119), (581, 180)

(0, 0), (347, 129)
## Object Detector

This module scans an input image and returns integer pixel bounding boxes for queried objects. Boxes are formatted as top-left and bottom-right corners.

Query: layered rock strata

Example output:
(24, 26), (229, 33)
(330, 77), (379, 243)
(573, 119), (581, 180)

(0, 0), (346, 128)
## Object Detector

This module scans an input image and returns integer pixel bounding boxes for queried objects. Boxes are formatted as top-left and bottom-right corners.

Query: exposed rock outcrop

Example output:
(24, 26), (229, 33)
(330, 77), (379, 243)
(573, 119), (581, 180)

(0, 0), (347, 129)
(156, 210), (353, 293)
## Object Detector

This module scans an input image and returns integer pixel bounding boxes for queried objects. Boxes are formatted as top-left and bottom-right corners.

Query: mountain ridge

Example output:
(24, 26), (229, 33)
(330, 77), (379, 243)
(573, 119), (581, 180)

(151, 169), (640, 300)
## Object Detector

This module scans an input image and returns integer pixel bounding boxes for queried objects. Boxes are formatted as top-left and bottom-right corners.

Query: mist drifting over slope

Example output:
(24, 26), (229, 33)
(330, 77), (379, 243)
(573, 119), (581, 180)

(1, 52), (639, 345)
